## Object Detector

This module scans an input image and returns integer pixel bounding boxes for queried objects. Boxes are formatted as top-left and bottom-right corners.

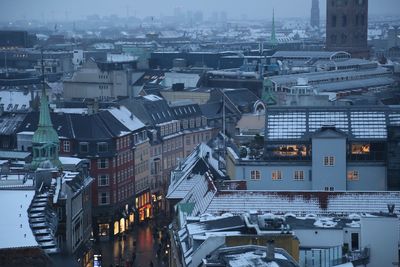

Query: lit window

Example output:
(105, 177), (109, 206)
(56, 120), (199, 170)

(294, 170), (304, 181)
(272, 170), (282, 180)
(323, 156), (335, 166)
(347, 170), (359, 181)
(63, 141), (70, 152)
(250, 170), (261, 180)
(98, 174), (109, 186)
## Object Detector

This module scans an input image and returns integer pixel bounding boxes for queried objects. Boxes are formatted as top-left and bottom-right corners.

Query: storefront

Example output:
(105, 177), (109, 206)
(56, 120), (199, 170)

(136, 190), (152, 222)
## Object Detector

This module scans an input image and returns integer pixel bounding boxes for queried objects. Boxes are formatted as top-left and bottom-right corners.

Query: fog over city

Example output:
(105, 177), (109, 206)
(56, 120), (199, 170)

(1, 0), (399, 21)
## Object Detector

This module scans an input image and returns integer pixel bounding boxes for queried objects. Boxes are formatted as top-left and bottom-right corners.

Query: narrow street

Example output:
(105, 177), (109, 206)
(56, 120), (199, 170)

(94, 222), (170, 267)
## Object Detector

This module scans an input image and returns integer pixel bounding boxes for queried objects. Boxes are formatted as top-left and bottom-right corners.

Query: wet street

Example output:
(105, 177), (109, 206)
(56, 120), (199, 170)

(94, 222), (170, 267)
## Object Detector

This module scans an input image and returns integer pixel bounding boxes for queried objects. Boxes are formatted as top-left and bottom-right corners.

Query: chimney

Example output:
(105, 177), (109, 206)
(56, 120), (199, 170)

(266, 240), (275, 261)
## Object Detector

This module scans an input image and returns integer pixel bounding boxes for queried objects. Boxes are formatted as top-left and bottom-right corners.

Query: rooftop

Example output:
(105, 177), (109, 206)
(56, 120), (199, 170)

(0, 190), (38, 249)
(264, 106), (400, 141)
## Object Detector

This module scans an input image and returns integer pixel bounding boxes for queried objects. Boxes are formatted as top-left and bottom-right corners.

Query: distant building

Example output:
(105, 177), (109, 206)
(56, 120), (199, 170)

(326, 0), (369, 58)
(0, 30), (36, 49)
(63, 58), (137, 100)
(310, 0), (320, 29)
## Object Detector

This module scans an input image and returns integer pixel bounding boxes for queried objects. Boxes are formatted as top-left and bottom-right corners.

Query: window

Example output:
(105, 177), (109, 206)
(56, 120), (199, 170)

(79, 142), (89, 153)
(331, 15), (337, 27)
(63, 141), (70, 152)
(250, 170), (261, 180)
(324, 187), (335, 191)
(342, 15), (347, 27)
(272, 170), (282, 180)
(323, 156), (335, 166)
(98, 192), (110, 205)
(97, 142), (108, 153)
(97, 158), (109, 169)
(98, 174), (109, 186)
(347, 170), (359, 181)
(185, 136), (191, 145)
(294, 170), (304, 181)
(351, 144), (370, 154)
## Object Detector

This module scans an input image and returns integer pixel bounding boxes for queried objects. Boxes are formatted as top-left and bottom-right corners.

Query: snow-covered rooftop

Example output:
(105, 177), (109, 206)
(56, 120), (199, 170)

(108, 106), (145, 132)
(0, 190), (38, 249)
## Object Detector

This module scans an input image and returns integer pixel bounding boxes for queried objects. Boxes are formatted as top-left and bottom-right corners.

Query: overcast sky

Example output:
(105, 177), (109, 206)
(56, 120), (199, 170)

(0, 0), (399, 21)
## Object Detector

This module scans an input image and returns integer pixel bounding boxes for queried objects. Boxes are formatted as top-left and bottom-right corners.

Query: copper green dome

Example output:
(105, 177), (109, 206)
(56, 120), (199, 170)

(31, 91), (61, 170)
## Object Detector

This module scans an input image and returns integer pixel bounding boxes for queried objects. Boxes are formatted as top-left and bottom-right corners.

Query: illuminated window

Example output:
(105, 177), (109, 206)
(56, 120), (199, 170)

(351, 144), (370, 154)
(347, 170), (359, 181)
(114, 221), (119, 235)
(99, 223), (109, 236)
(272, 170), (282, 180)
(323, 156), (335, 166)
(294, 170), (304, 181)
(250, 170), (261, 180)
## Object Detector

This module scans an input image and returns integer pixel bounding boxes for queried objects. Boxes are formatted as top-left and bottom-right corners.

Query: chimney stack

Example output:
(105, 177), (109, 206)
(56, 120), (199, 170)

(266, 240), (275, 261)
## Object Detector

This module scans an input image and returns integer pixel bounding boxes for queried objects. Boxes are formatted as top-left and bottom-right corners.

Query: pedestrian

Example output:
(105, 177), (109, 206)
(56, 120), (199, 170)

(132, 252), (136, 263)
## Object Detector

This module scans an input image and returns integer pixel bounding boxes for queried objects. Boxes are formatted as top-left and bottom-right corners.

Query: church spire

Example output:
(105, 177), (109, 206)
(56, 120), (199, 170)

(270, 9), (277, 46)
(30, 50), (61, 170)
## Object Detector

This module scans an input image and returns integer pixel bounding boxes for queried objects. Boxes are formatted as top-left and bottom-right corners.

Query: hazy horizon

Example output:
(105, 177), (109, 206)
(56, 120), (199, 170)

(0, 0), (399, 22)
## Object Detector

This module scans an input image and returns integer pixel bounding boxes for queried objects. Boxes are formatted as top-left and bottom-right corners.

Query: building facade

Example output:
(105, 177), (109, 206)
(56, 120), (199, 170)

(226, 106), (400, 192)
(326, 0), (369, 58)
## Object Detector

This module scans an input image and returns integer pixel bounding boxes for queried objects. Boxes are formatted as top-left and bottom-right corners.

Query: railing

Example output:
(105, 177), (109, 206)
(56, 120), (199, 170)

(331, 247), (370, 266)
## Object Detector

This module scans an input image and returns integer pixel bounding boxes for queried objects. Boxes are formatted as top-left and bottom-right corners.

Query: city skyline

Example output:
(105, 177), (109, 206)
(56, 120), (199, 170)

(0, 0), (399, 22)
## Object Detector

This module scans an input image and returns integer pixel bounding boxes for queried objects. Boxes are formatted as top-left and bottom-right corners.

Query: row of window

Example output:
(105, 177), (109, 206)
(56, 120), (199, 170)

(163, 138), (182, 152)
(185, 132), (211, 146)
(250, 169), (360, 181)
(160, 121), (180, 137)
(79, 142), (108, 153)
(116, 135), (130, 150)
(117, 150), (133, 166)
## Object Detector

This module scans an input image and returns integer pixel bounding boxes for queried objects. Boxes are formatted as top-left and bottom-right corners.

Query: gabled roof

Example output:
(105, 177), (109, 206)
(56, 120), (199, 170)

(167, 143), (225, 200)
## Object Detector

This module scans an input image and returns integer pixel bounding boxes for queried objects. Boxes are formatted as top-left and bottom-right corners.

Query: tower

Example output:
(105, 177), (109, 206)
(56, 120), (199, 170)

(31, 51), (61, 170)
(310, 0), (320, 29)
(326, 0), (369, 58)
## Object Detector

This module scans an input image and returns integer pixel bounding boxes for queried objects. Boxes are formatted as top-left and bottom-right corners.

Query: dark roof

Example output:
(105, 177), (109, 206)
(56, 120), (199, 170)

(170, 103), (202, 120)
(0, 113), (27, 135)
(121, 95), (207, 129)
(18, 110), (132, 141)
(223, 88), (260, 107)
(199, 102), (235, 119)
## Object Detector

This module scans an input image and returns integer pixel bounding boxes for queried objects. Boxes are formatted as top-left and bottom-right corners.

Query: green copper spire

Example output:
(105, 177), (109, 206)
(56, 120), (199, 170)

(270, 9), (278, 46)
(31, 50), (61, 170)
